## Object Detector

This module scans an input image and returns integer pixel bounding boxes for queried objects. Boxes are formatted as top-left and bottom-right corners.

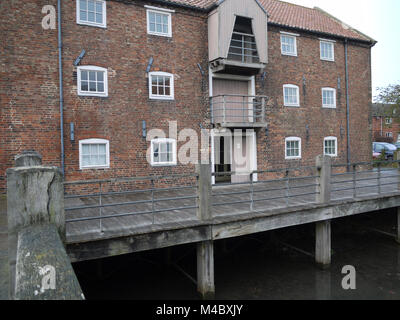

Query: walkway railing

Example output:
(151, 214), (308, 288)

(63, 156), (400, 234)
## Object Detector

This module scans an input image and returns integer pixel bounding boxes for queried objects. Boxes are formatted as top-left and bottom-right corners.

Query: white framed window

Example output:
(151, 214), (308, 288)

(280, 33), (298, 56)
(150, 138), (177, 166)
(79, 138), (110, 169)
(324, 137), (337, 157)
(285, 137), (301, 159)
(283, 84), (300, 107)
(320, 40), (334, 61)
(385, 118), (393, 125)
(77, 66), (108, 97)
(149, 71), (174, 100)
(146, 7), (172, 37)
(386, 132), (393, 138)
(76, 0), (106, 28)
(322, 88), (336, 108)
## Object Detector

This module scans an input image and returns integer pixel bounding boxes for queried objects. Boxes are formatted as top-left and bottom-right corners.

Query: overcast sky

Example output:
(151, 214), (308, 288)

(284, 0), (400, 100)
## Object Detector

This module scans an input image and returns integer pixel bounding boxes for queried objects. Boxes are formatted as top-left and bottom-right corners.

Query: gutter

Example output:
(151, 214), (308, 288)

(345, 38), (351, 171)
(57, 0), (65, 176)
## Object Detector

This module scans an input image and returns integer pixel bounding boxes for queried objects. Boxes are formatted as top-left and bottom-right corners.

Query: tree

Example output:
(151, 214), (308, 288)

(375, 84), (400, 106)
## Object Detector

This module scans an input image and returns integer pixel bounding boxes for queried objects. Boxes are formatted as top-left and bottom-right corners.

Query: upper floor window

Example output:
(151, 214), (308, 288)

(149, 71), (174, 100)
(77, 0), (106, 28)
(285, 137), (301, 160)
(77, 66), (108, 97)
(324, 137), (337, 157)
(385, 118), (393, 125)
(151, 138), (177, 166)
(79, 138), (110, 169)
(280, 32), (298, 56)
(320, 40), (334, 61)
(386, 132), (393, 138)
(322, 88), (336, 108)
(146, 6), (173, 37)
(228, 16), (259, 64)
(283, 84), (300, 107)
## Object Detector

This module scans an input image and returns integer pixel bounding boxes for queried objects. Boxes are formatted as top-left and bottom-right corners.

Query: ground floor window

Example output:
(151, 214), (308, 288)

(79, 138), (110, 169)
(151, 138), (176, 166)
(285, 137), (301, 159)
(324, 137), (337, 157)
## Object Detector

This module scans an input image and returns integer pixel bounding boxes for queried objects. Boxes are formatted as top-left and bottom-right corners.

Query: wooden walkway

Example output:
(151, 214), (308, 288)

(65, 169), (400, 248)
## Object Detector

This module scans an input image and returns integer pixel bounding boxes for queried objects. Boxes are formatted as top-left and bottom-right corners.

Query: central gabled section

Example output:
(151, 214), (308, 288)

(208, 0), (268, 76)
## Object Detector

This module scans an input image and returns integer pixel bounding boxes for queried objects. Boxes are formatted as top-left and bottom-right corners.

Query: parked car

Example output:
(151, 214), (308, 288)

(373, 142), (397, 160)
(395, 142), (400, 150)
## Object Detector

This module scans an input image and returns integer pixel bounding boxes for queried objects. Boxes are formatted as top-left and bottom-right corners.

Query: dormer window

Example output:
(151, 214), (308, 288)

(228, 16), (259, 64)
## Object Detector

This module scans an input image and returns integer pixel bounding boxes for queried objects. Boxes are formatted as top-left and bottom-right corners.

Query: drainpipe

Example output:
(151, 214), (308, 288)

(57, 0), (65, 176)
(344, 38), (351, 171)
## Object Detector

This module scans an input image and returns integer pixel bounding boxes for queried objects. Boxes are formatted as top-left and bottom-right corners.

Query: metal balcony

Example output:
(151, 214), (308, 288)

(210, 95), (268, 128)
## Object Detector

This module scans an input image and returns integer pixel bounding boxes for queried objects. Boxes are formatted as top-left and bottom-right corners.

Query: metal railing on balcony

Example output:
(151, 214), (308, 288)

(227, 32), (260, 64)
(210, 94), (267, 125)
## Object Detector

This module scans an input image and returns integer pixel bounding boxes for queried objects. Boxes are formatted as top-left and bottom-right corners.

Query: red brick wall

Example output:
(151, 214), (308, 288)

(372, 116), (400, 142)
(255, 25), (372, 171)
(0, 0), (60, 193)
(0, 1), (373, 192)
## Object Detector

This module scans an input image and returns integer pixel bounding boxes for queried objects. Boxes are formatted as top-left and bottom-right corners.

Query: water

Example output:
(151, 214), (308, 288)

(73, 208), (400, 300)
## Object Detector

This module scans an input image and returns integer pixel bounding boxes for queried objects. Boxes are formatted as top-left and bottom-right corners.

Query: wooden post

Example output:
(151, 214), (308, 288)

(196, 164), (212, 221)
(197, 240), (215, 299)
(397, 207), (400, 245)
(316, 155), (332, 204)
(195, 164), (214, 299)
(315, 220), (331, 269)
(395, 150), (400, 192)
(6, 151), (65, 299)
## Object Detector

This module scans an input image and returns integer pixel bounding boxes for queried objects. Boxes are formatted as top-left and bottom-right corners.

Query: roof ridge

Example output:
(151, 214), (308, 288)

(314, 6), (377, 43)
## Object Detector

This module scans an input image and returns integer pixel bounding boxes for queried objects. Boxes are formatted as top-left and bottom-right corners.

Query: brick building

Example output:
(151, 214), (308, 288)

(371, 103), (400, 143)
(0, 0), (376, 191)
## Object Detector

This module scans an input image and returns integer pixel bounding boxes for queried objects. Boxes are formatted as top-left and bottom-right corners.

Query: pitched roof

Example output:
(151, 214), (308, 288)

(158, 0), (375, 43)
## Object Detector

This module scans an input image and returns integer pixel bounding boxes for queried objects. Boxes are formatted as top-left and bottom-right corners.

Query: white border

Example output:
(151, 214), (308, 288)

(320, 40), (335, 61)
(150, 138), (177, 166)
(148, 71), (175, 100)
(283, 84), (300, 107)
(323, 136), (338, 157)
(321, 87), (337, 108)
(76, 0), (107, 28)
(285, 137), (302, 160)
(77, 66), (108, 97)
(79, 138), (110, 169)
(146, 8), (172, 37)
(280, 34), (298, 56)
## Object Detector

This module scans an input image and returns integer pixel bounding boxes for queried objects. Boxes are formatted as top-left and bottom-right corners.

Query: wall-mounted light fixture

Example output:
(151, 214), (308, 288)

(70, 122), (75, 141)
(146, 57), (154, 74)
(340, 125), (345, 139)
(142, 120), (147, 138)
(73, 49), (86, 66)
(337, 77), (341, 90)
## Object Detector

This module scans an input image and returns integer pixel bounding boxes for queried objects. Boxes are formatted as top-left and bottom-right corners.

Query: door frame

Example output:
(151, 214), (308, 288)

(211, 128), (258, 185)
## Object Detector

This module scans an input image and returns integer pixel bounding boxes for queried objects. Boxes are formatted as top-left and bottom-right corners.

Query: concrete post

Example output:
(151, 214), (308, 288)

(195, 164), (214, 299)
(6, 151), (64, 299)
(315, 220), (331, 269)
(395, 151), (400, 193)
(316, 155), (332, 204)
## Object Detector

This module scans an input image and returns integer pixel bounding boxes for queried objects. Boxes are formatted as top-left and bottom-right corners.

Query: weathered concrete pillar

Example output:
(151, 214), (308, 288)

(316, 155), (332, 204)
(195, 164), (214, 299)
(197, 240), (215, 299)
(7, 152), (64, 299)
(315, 220), (331, 269)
